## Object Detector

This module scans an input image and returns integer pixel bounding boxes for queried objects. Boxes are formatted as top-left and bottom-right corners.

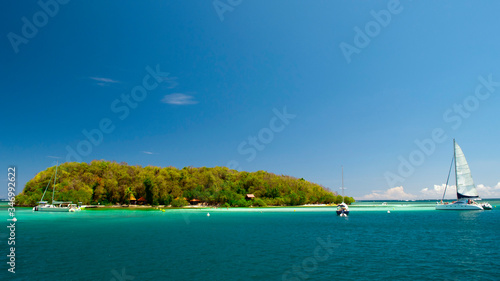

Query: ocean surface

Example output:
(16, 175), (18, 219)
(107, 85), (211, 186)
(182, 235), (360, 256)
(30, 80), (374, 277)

(1, 200), (499, 281)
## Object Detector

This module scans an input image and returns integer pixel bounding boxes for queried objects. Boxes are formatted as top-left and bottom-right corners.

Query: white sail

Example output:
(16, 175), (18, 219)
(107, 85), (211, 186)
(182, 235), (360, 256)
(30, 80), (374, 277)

(454, 141), (479, 198)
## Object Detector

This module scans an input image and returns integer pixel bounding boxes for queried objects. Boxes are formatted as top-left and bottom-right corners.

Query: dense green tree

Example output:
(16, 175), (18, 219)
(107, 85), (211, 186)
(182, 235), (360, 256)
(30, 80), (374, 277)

(344, 196), (355, 205)
(171, 197), (188, 207)
(252, 198), (267, 207)
(15, 160), (354, 207)
(144, 178), (153, 205)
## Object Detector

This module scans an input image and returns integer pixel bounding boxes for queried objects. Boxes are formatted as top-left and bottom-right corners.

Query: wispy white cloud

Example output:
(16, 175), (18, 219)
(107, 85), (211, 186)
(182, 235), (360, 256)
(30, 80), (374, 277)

(359, 186), (417, 200)
(90, 77), (120, 83)
(89, 77), (121, 87)
(161, 93), (198, 105)
(142, 151), (154, 155)
(160, 76), (178, 89)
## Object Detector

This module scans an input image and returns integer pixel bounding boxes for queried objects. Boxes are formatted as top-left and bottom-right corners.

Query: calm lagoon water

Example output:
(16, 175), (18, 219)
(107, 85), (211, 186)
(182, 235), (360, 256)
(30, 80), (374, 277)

(1, 200), (499, 281)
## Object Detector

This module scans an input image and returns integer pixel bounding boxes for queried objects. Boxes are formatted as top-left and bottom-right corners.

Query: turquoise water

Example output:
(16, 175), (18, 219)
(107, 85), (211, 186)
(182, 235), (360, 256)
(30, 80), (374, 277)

(1, 201), (499, 280)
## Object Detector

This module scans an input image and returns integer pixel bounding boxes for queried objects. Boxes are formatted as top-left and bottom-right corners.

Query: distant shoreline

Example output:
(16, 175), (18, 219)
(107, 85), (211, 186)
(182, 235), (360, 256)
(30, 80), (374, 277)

(8, 203), (341, 210)
(6, 199), (498, 211)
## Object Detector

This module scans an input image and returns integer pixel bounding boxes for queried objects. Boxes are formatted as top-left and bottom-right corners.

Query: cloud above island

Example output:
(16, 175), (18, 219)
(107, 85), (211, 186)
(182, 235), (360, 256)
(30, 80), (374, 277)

(161, 93), (198, 105)
(359, 186), (417, 200)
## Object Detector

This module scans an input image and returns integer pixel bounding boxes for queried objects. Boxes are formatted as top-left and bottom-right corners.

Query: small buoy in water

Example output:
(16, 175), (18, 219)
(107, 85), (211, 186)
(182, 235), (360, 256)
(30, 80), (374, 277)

(387, 210), (390, 213)
(294, 210), (296, 212)
(162, 209), (165, 212)
(207, 213), (210, 217)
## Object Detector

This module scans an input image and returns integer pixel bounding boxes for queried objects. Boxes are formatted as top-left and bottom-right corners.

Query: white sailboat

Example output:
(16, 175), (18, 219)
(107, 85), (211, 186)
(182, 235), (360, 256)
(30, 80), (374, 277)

(336, 166), (349, 216)
(33, 162), (79, 212)
(436, 140), (491, 210)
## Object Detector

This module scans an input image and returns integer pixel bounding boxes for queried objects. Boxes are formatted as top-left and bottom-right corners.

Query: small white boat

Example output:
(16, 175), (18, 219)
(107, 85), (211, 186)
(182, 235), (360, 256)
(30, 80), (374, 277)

(436, 140), (490, 211)
(336, 166), (349, 216)
(481, 202), (492, 210)
(336, 202), (349, 216)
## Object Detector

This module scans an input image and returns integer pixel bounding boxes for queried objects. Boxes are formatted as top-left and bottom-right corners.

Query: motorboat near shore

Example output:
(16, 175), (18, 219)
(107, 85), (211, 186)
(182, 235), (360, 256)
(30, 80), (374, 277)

(336, 202), (349, 217)
(336, 166), (350, 217)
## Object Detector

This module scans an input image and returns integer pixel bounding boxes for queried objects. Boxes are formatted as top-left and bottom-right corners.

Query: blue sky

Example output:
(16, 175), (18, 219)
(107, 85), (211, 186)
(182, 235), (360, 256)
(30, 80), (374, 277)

(1, 0), (500, 199)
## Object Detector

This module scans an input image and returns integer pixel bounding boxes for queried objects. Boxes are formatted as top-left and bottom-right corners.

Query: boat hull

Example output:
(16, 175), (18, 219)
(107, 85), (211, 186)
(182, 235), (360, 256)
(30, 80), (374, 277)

(39, 207), (72, 212)
(336, 210), (349, 216)
(435, 203), (483, 210)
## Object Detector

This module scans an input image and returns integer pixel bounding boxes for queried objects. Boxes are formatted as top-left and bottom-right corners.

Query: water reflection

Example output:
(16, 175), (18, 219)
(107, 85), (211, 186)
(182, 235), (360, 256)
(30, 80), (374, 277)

(457, 210), (481, 221)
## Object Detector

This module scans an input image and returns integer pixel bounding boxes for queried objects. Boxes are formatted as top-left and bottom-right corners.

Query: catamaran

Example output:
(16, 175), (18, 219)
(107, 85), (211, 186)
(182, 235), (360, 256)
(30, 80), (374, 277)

(436, 140), (492, 211)
(336, 166), (349, 216)
(33, 162), (79, 212)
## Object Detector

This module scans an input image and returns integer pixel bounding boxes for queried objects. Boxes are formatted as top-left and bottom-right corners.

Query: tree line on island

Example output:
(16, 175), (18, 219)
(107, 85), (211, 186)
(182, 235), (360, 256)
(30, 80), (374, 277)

(15, 160), (355, 207)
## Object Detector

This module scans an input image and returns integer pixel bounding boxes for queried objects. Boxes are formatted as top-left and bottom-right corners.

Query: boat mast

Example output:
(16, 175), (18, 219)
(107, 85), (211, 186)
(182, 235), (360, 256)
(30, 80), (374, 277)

(40, 170), (55, 202)
(453, 139), (458, 200)
(441, 155), (454, 202)
(341, 165), (344, 203)
(52, 161), (58, 204)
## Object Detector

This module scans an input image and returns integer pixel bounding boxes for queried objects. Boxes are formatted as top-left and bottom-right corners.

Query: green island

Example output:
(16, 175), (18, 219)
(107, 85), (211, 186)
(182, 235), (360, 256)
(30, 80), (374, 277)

(15, 160), (354, 207)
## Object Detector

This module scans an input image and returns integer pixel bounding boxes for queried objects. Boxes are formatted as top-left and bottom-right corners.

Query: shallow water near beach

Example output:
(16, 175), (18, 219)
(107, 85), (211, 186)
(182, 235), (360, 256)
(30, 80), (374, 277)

(1, 200), (499, 280)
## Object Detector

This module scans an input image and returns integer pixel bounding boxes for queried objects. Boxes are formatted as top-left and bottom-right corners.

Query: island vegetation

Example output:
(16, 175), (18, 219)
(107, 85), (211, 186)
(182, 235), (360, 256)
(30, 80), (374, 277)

(15, 161), (354, 207)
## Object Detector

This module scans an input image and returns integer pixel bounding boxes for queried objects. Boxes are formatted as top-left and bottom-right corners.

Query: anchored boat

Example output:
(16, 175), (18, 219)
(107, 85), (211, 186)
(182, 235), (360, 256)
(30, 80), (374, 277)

(336, 166), (349, 217)
(436, 140), (491, 211)
(33, 162), (80, 212)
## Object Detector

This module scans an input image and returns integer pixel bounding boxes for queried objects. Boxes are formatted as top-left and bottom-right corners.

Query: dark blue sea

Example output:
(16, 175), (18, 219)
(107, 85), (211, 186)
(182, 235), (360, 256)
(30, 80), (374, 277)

(1, 201), (499, 281)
